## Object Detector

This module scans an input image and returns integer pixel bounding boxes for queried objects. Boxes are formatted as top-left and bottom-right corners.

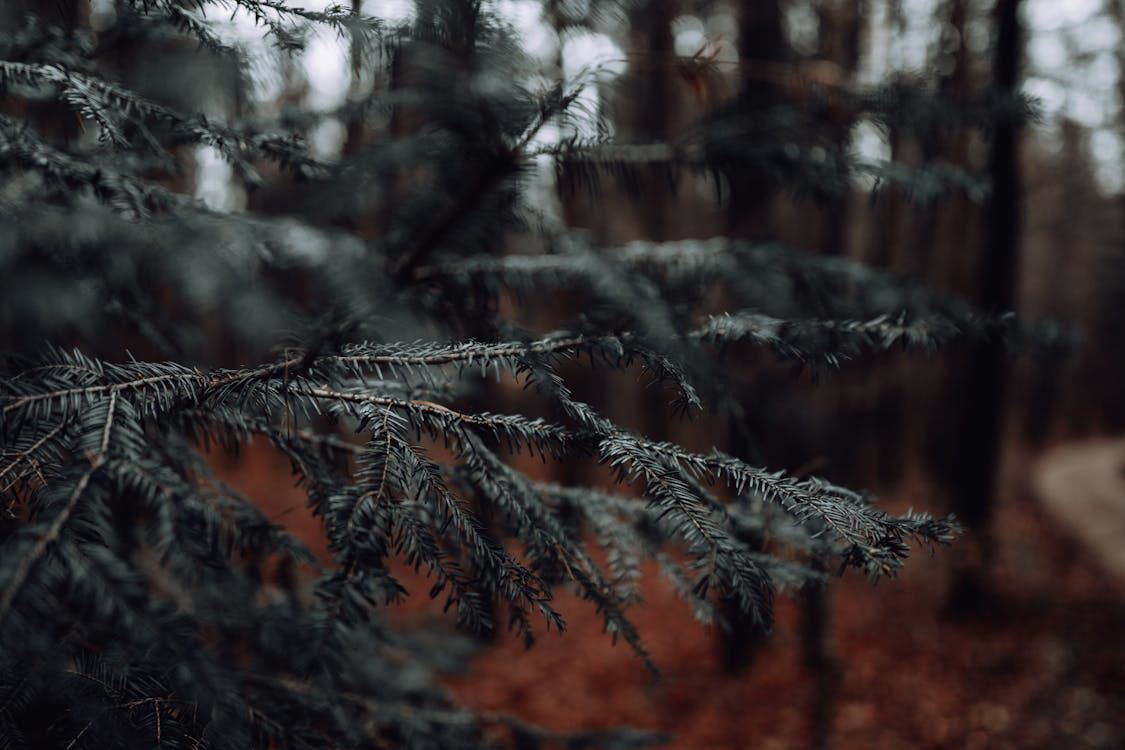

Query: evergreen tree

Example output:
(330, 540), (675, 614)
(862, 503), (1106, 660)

(0, 1), (1034, 747)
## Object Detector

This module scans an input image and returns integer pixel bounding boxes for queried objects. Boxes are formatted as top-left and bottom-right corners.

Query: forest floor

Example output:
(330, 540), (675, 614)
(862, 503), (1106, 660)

(441, 442), (1125, 750)
(217, 437), (1125, 749)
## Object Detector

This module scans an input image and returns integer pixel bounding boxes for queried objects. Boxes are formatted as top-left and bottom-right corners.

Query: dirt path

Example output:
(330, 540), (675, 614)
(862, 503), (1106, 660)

(1032, 437), (1125, 581)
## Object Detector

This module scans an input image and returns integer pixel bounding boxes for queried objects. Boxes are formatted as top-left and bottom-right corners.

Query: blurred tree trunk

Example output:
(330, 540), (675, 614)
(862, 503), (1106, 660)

(628, 0), (675, 243)
(1096, 0), (1125, 433)
(909, 0), (977, 497)
(910, 0), (972, 281)
(1, 0), (86, 142)
(804, 5), (865, 748)
(865, 1), (912, 488)
(580, 0), (678, 442)
(551, 0), (684, 497)
(718, 1), (787, 677)
(814, 0), (863, 259)
(946, 0), (1023, 616)
(867, 0), (906, 272)
(725, 0), (786, 239)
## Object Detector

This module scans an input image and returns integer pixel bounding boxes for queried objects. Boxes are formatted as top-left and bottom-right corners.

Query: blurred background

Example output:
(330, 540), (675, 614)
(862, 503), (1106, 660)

(6, 0), (1125, 747)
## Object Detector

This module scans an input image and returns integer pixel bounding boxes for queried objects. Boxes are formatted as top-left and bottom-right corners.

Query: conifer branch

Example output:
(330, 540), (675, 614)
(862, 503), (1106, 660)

(0, 1), (1023, 744)
(0, 420), (68, 494)
(0, 393), (116, 623)
(1, 369), (201, 416)
(0, 60), (327, 177)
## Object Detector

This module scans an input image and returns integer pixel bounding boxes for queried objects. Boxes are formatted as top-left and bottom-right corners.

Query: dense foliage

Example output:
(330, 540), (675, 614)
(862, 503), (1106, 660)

(0, 1), (1026, 747)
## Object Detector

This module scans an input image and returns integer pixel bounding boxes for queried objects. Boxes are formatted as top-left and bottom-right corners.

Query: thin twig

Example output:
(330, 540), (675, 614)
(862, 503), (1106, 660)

(0, 421), (68, 485)
(2, 372), (196, 415)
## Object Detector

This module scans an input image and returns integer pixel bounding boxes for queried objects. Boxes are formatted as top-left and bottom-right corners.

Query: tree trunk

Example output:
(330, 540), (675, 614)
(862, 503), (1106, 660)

(946, 0), (1022, 616)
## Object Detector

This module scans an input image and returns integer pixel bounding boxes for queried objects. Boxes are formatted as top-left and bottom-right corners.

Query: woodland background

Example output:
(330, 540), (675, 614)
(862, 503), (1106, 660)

(5, 0), (1125, 748)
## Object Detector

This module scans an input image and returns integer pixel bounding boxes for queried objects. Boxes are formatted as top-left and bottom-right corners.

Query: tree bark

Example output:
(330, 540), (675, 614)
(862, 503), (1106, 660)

(946, 0), (1022, 616)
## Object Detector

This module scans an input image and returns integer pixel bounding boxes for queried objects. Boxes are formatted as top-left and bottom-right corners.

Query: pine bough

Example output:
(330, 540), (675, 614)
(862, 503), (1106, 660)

(0, 1), (1032, 748)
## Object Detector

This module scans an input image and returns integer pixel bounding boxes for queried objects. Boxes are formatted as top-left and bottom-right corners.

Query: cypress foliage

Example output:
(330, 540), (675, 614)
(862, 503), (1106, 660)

(0, 1), (1036, 747)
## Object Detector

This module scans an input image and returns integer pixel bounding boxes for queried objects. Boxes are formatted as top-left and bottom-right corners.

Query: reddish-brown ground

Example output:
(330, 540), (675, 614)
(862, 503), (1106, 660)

(444, 490), (1125, 749)
(217, 440), (1125, 749)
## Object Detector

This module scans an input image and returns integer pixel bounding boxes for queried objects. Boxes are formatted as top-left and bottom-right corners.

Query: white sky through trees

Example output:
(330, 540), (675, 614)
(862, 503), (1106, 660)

(183, 0), (1124, 207)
